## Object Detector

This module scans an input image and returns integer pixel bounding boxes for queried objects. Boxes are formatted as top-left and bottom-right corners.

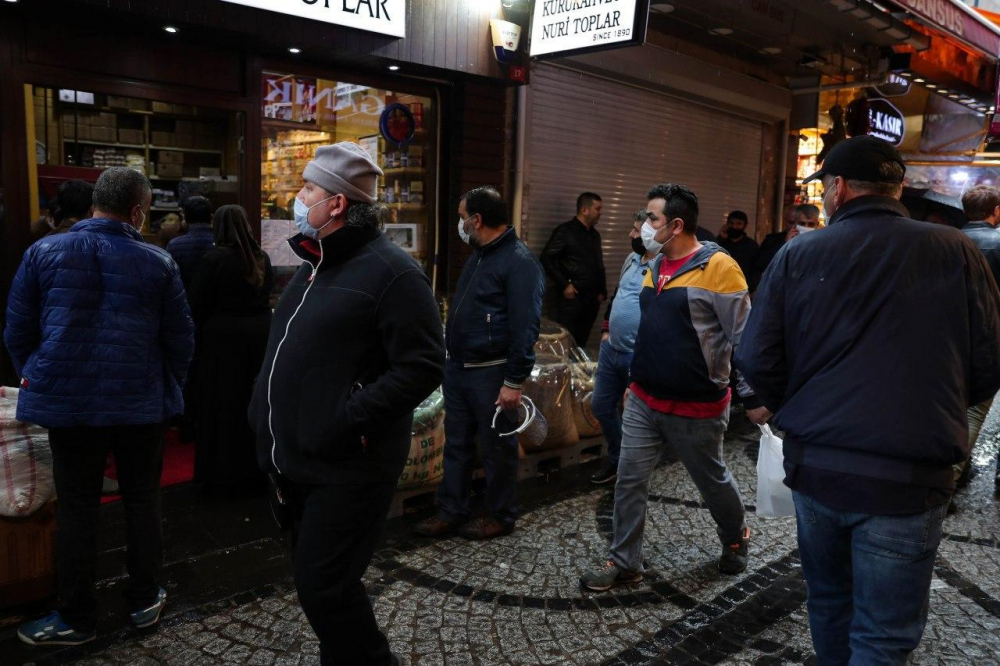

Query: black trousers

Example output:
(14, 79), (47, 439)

(290, 481), (397, 666)
(555, 292), (600, 348)
(48, 423), (165, 632)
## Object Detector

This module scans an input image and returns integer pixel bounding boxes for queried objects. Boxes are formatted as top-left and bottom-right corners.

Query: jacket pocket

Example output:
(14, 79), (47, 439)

(297, 374), (360, 459)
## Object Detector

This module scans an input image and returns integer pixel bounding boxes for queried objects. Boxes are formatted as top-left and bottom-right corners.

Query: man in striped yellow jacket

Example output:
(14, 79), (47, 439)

(581, 183), (768, 592)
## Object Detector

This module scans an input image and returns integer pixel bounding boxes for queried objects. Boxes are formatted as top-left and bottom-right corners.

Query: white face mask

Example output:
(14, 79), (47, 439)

(457, 216), (472, 245)
(822, 181), (839, 221)
(641, 220), (673, 254)
(796, 224), (817, 235)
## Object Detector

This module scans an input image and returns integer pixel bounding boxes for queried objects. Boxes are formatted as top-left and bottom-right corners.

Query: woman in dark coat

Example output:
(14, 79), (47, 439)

(189, 205), (274, 493)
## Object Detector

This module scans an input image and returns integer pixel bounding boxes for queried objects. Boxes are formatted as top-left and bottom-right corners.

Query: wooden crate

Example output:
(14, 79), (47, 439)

(0, 500), (57, 610)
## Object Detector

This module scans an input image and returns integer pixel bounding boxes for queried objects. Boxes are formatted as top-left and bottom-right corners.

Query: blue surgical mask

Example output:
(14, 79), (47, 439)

(458, 216), (473, 245)
(294, 195), (335, 240)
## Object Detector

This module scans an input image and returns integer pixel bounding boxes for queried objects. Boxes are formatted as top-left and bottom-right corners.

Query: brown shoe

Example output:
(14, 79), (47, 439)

(414, 515), (464, 538)
(458, 517), (515, 540)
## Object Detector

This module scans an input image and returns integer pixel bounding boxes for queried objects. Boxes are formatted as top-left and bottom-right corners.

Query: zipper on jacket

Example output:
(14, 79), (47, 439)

(487, 313), (493, 353)
(447, 256), (482, 357)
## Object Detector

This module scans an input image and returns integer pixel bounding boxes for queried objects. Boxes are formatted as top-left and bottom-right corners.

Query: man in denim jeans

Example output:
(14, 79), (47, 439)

(738, 136), (1000, 664)
(581, 183), (768, 592)
(589, 212), (658, 485)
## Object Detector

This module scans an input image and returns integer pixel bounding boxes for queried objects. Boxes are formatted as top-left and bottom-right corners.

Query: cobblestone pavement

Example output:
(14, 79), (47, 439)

(17, 410), (1000, 665)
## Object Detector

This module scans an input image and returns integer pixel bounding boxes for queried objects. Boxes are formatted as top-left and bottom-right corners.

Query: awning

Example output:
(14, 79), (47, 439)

(892, 0), (1000, 60)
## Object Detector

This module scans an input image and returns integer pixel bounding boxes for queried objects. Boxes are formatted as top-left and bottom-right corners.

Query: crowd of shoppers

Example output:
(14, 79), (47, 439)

(5, 134), (1000, 666)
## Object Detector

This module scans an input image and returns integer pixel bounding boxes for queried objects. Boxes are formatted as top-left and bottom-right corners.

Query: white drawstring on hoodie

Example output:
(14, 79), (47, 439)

(266, 226), (328, 475)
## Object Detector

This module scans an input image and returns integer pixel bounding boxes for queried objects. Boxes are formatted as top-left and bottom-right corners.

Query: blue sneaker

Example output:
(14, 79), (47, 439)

(130, 587), (167, 628)
(18, 612), (96, 646)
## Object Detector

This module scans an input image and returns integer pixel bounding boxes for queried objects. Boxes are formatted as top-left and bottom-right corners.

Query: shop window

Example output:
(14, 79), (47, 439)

(260, 73), (436, 295)
(32, 86), (243, 246)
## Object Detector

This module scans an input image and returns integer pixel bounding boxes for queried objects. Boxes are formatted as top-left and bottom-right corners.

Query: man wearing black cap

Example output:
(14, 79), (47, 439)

(737, 136), (1000, 664)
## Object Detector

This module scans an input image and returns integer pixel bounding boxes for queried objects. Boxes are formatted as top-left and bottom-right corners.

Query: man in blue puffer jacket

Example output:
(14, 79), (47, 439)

(5, 167), (195, 647)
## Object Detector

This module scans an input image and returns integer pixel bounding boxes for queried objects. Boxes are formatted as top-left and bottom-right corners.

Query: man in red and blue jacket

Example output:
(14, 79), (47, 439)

(581, 183), (766, 593)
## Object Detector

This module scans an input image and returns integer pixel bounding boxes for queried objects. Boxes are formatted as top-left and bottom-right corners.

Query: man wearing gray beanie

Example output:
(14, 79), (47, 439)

(249, 141), (445, 665)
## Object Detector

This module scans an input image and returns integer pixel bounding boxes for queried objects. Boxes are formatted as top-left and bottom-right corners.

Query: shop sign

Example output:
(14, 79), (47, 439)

(220, 0), (405, 38)
(874, 73), (912, 98)
(897, 0), (1000, 60)
(868, 98), (906, 146)
(529, 0), (650, 59)
(262, 75), (385, 128)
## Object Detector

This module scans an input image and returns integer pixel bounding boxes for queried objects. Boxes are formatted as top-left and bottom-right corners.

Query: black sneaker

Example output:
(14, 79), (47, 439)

(719, 526), (750, 575)
(590, 461), (618, 485)
(580, 560), (642, 592)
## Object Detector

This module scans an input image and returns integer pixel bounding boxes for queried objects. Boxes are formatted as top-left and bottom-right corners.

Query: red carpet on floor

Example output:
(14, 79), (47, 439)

(101, 429), (195, 504)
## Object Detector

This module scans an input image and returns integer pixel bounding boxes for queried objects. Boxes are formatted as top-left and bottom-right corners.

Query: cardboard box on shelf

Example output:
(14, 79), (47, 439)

(199, 167), (221, 178)
(157, 163), (183, 179)
(151, 132), (175, 147)
(96, 112), (117, 129)
(174, 104), (196, 116)
(62, 122), (75, 139)
(107, 95), (129, 109)
(128, 98), (150, 111)
(175, 134), (194, 149)
(152, 101), (172, 114)
(90, 127), (116, 143)
(158, 150), (184, 165)
(118, 129), (144, 145)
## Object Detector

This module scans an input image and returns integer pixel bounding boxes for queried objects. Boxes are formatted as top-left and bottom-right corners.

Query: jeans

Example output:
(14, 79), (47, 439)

(592, 339), (633, 466)
(610, 396), (745, 572)
(291, 481), (396, 666)
(954, 397), (994, 483)
(48, 423), (165, 633)
(436, 361), (519, 525)
(793, 491), (947, 666)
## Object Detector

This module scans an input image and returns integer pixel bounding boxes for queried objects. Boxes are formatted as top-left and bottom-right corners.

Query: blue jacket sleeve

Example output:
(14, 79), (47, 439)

(3, 248), (42, 378)
(734, 247), (788, 412)
(504, 252), (546, 389)
(159, 260), (195, 388)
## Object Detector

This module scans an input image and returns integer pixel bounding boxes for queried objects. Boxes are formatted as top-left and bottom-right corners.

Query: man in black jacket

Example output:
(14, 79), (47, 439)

(738, 136), (1000, 664)
(248, 142), (444, 665)
(415, 186), (545, 540)
(750, 204), (820, 291)
(541, 192), (607, 347)
(716, 210), (759, 281)
(959, 185), (1000, 492)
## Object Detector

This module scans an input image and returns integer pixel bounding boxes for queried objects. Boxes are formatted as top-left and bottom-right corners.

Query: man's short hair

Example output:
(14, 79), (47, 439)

(181, 195), (213, 225)
(92, 167), (151, 218)
(844, 162), (905, 198)
(647, 183), (700, 234)
(57, 179), (94, 221)
(462, 186), (508, 229)
(727, 210), (749, 224)
(794, 204), (820, 219)
(962, 185), (1000, 222)
(576, 192), (601, 213)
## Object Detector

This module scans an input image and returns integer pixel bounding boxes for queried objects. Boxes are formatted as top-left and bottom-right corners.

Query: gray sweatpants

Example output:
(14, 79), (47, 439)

(609, 395), (747, 573)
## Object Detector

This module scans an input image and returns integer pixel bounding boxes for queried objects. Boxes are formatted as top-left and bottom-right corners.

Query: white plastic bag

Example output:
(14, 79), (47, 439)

(0, 386), (55, 517)
(755, 424), (794, 518)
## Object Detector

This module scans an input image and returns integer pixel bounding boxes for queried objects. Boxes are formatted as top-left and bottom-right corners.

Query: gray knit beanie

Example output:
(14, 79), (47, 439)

(302, 142), (383, 204)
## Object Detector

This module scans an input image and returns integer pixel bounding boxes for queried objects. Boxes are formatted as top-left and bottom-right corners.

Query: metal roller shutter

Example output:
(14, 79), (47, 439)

(522, 63), (764, 349)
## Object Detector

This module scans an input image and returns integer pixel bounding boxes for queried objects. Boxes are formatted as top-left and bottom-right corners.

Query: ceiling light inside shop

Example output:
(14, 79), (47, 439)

(925, 84), (937, 89)
(388, 65), (400, 71)
(913, 78), (925, 83)
(164, 26), (178, 33)
(708, 27), (733, 35)
(759, 47), (782, 55)
(288, 47), (301, 54)
(651, 3), (675, 12)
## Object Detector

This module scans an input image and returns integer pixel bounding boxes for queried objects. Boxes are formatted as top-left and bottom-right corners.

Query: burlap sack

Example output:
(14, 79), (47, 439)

(520, 354), (579, 451)
(569, 362), (602, 438)
(398, 390), (446, 489)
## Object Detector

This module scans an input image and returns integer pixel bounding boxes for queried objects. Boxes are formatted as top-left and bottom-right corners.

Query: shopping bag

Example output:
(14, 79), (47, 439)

(0, 386), (55, 517)
(755, 424), (794, 518)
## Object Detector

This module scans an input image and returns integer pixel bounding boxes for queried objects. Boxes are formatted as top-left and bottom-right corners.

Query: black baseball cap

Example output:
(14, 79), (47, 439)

(803, 135), (906, 184)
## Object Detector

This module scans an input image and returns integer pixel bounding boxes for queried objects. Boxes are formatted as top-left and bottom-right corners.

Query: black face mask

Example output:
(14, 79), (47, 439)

(631, 236), (646, 255)
(728, 229), (745, 240)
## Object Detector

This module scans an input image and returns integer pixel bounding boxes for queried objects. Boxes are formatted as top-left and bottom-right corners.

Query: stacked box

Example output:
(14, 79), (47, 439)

(107, 95), (129, 109)
(158, 150), (184, 165)
(151, 131), (175, 146)
(118, 129), (144, 144)
(157, 163), (183, 178)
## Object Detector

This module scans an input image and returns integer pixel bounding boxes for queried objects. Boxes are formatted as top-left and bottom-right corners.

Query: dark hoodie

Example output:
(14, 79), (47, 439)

(248, 225), (445, 486)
